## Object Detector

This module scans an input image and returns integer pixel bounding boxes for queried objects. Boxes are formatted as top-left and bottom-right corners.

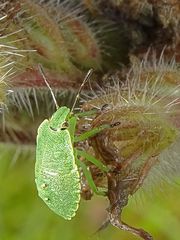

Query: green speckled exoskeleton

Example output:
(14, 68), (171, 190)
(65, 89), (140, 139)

(35, 66), (109, 220)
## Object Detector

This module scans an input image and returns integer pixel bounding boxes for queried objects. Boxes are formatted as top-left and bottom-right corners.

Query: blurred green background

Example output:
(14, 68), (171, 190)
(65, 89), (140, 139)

(0, 146), (180, 240)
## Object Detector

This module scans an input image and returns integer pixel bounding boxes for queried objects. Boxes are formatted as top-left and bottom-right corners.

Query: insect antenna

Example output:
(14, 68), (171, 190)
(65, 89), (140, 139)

(38, 64), (59, 110)
(70, 69), (93, 114)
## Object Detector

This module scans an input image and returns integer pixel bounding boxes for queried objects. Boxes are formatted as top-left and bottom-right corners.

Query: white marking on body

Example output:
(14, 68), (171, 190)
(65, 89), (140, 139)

(44, 170), (58, 177)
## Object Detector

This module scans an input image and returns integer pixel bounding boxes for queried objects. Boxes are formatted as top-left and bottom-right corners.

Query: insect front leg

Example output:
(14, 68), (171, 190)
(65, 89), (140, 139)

(74, 124), (110, 142)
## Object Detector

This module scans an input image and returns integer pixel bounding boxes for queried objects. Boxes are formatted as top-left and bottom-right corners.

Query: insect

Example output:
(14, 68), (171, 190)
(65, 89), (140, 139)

(35, 65), (109, 220)
(35, 50), (180, 239)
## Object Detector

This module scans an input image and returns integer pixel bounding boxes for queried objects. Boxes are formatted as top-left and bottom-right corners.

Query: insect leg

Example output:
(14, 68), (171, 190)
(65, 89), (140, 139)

(75, 109), (98, 118)
(75, 153), (107, 196)
(74, 124), (110, 142)
(76, 149), (109, 172)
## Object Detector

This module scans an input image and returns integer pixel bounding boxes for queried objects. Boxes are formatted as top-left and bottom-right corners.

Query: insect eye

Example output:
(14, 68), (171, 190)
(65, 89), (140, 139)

(61, 121), (69, 130)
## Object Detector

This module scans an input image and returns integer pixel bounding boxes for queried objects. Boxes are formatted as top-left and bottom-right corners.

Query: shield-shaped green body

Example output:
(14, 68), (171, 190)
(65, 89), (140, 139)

(35, 107), (81, 220)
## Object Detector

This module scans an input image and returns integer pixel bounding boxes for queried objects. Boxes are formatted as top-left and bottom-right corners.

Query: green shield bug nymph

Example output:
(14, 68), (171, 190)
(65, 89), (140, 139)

(35, 65), (110, 220)
(35, 106), (80, 220)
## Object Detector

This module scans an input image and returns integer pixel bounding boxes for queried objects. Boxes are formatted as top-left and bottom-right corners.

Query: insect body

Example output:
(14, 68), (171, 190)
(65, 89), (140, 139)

(35, 67), (109, 220)
(35, 107), (81, 220)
